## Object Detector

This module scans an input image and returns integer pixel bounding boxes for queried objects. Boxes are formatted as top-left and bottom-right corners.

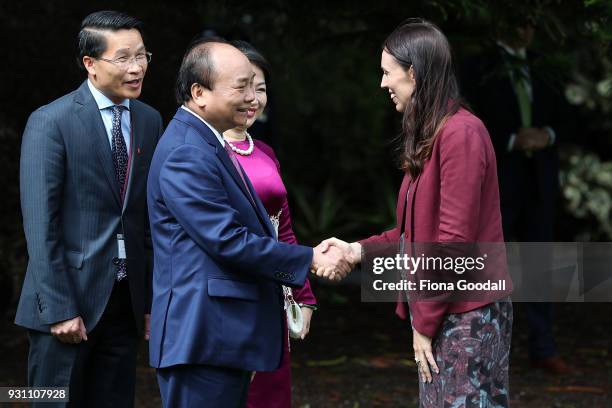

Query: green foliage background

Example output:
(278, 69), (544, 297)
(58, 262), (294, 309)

(0, 0), (610, 305)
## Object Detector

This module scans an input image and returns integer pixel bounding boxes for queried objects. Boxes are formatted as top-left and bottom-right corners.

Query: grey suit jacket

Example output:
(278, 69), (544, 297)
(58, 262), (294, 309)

(15, 80), (163, 334)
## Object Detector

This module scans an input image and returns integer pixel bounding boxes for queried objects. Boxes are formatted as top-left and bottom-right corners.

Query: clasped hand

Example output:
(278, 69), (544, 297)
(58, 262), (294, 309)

(310, 237), (362, 281)
(515, 127), (550, 152)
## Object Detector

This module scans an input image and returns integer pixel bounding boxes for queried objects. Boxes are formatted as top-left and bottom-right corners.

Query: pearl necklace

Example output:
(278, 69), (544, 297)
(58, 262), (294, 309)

(225, 132), (254, 156)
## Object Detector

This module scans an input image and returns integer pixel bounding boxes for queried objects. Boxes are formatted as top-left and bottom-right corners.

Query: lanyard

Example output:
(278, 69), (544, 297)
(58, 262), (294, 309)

(399, 178), (414, 240)
(118, 116), (134, 241)
(399, 178), (418, 304)
(120, 117), (135, 205)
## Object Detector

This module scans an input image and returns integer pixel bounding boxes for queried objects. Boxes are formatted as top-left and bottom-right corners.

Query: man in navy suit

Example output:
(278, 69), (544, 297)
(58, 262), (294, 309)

(16, 11), (162, 407)
(147, 38), (350, 407)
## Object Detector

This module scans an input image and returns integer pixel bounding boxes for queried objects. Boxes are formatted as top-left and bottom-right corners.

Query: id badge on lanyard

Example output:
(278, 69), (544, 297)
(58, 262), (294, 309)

(116, 118), (134, 261)
(117, 233), (126, 259)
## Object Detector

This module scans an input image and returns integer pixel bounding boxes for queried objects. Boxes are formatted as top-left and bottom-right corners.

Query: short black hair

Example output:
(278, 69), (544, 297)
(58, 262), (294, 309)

(230, 40), (271, 83)
(175, 36), (230, 104)
(76, 10), (144, 70)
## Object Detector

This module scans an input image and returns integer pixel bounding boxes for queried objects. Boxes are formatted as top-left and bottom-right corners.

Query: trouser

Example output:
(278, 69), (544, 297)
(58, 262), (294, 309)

(27, 279), (139, 407)
(157, 363), (251, 408)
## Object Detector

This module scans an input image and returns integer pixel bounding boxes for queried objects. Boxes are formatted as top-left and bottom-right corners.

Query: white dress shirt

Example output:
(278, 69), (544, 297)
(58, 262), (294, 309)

(87, 80), (131, 154)
(180, 105), (225, 147)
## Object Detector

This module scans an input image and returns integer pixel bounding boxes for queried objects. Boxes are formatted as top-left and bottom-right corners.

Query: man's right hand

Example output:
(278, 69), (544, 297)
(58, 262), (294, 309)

(50, 316), (88, 344)
(311, 245), (353, 281)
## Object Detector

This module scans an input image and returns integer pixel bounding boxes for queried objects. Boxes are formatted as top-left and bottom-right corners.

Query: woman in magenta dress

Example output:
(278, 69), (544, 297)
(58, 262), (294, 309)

(222, 40), (317, 408)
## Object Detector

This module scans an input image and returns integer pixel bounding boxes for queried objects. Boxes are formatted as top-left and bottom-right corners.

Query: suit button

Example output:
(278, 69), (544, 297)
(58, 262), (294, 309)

(112, 257), (120, 266)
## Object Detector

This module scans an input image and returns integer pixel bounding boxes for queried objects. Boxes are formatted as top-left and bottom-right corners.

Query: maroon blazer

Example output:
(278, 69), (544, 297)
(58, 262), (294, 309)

(360, 108), (506, 338)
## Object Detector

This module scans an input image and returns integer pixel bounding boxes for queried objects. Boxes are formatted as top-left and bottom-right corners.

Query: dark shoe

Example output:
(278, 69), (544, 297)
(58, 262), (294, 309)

(530, 356), (572, 375)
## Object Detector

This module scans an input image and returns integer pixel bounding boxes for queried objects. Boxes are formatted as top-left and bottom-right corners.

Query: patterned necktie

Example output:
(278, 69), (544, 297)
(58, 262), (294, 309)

(111, 105), (129, 199)
(111, 105), (128, 281)
(223, 142), (255, 205)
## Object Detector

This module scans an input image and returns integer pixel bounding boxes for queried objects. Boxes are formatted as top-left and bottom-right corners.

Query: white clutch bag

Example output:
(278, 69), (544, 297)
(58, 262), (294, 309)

(283, 285), (304, 339)
(272, 211), (304, 339)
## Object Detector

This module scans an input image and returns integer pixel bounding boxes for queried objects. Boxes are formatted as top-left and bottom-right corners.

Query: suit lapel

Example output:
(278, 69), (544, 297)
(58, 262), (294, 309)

(214, 137), (276, 235)
(215, 141), (260, 207)
(175, 109), (275, 235)
(74, 81), (122, 208)
(121, 102), (145, 213)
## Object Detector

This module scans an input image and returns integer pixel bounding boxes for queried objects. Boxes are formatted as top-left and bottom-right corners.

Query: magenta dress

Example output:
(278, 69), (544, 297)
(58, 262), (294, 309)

(230, 138), (317, 408)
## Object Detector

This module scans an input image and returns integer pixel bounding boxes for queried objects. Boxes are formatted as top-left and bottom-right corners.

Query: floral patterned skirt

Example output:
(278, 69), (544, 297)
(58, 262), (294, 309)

(419, 299), (513, 408)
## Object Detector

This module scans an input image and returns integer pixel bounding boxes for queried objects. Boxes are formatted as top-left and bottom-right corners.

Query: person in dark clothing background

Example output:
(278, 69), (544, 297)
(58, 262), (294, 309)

(461, 14), (572, 375)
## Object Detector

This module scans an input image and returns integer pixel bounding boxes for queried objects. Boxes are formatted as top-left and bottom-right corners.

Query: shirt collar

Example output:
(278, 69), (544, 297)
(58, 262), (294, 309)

(87, 80), (130, 111)
(497, 41), (527, 59)
(180, 105), (225, 147)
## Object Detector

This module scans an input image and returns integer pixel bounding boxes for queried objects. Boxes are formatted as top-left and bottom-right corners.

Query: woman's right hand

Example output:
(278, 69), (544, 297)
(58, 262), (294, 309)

(413, 329), (439, 383)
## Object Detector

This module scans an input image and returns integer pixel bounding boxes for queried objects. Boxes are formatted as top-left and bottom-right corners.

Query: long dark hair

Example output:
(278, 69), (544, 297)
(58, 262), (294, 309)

(383, 18), (463, 178)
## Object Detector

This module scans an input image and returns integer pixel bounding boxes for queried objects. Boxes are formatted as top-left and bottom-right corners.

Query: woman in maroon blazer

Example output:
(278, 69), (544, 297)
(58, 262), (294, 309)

(321, 19), (513, 407)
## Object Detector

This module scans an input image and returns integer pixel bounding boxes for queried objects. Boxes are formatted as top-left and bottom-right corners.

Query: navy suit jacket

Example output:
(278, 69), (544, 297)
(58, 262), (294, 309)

(147, 108), (312, 371)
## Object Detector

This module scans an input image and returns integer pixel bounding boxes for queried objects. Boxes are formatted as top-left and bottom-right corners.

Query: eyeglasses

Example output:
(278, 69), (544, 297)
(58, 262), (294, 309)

(96, 52), (152, 70)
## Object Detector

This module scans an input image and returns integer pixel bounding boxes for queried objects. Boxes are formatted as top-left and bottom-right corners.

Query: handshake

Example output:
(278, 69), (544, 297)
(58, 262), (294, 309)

(310, 238), (362, 281)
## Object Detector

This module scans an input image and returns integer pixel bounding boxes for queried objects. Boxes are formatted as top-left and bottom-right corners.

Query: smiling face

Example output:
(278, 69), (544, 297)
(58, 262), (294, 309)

(244, 64), (267, 129)
(197, 44), (256, 133)
(380, 49), (416, 112)
(83, 28), (147, 103)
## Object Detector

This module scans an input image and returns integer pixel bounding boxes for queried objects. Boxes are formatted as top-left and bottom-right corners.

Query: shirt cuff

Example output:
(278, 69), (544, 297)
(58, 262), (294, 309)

(507, 133), (517, 151)
(544, 126), (556, 145)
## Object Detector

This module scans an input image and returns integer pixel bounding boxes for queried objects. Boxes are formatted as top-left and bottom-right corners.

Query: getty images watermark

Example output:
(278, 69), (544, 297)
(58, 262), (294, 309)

(360, 242), (612, 302)
(371, 252), (507, 292)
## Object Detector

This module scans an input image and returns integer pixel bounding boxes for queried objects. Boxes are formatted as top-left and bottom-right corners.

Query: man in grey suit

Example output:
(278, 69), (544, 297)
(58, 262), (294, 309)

(15, 10), (163, 406)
